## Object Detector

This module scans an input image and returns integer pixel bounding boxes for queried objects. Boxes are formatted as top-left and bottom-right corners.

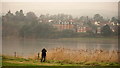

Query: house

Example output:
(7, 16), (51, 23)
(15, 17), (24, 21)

(76, 26), (87, 32)
(53, 21), (74, 31)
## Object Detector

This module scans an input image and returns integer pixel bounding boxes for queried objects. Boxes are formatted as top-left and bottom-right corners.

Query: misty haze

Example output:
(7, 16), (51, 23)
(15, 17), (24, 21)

(2, 2), (118, 18)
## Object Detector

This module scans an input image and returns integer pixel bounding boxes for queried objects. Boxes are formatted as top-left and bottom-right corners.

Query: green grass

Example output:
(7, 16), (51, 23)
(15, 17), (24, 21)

(3, 62), (40, 66)
(0, 56), (2, 67)
(2, 56), (120, 66)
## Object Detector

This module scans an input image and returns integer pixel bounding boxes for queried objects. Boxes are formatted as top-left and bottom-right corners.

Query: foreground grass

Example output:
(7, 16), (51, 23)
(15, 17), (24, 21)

(2, 56), (120, 66)
(2, 56), (81, 66)
(0, 56), (2, 67)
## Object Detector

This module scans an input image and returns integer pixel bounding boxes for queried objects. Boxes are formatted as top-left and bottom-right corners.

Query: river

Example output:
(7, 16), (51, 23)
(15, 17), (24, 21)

(2, 37), (118, 57)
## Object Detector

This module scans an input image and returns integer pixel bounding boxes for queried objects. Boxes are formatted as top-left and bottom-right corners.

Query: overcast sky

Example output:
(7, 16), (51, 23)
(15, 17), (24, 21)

(2, 2), (118, 18)
(1, 0), (119, 2)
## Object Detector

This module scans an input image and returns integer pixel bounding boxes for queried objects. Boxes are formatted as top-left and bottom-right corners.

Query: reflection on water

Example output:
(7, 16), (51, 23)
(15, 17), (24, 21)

(3, 38), (118, 57)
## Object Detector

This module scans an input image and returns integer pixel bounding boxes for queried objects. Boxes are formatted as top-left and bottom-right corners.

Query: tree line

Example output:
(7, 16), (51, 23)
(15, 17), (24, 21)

(2, 10), (120, 39)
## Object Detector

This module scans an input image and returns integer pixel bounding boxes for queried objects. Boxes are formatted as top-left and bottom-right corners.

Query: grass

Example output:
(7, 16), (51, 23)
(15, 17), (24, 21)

(0, 56), (2, 67)
(2, 55), (120, 66)
(2, 47), (120, 66)
(3, 62), (40, 66)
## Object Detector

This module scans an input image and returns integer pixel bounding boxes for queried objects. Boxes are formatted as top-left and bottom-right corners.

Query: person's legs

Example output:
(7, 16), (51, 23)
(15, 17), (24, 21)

(41, 56), (43, 62)
(43, 56), (46, 62)
(40, 58), (42, 62)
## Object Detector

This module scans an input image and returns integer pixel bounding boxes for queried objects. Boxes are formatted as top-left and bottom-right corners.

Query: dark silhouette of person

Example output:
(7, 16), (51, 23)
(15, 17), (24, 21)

(41, 48), (47, 62)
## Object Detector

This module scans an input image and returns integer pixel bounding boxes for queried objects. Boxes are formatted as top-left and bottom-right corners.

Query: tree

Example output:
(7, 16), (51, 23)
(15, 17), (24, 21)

(111, 17), (118, 25)
(101, 25), (112, 36)
(26, 12), (38, 23)
(5, 10), (15, 21)
(111, 17), (119, 35)
(94, 14), (104, 22)
(15, 10), (25, 21)
(19, 22), (56, 38)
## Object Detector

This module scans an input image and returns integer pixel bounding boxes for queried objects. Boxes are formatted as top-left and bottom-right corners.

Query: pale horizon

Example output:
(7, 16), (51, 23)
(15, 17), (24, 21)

(2, 2), (118, 18)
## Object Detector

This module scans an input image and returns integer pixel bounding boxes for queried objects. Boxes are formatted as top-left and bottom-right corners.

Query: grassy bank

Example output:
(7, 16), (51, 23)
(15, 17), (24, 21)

(2, 56), (81, 66)
(2, 47), (119, 66)
(2, 56), (120, 66)
(0, 56), (2, 67)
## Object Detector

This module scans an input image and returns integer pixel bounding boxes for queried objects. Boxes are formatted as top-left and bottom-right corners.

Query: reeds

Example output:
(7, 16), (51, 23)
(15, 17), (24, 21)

(3, 47), (119, 63)
(46, 48), (119, 63)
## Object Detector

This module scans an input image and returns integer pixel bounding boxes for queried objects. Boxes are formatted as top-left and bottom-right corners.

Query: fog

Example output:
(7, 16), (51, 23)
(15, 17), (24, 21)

(2, 2), (118, 18)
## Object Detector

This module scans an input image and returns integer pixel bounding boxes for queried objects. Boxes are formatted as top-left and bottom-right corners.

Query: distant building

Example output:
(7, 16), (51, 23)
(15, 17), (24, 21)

(52, 21), (93, 33)
(96, 27), (101, 34)
(76, 26), (87, 32)
(53, 21), (74, 31)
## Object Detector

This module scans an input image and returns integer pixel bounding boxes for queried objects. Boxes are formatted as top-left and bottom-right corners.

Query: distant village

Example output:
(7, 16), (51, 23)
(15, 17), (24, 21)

(38, 13), (119, 34)
(2, 10), (120, 38)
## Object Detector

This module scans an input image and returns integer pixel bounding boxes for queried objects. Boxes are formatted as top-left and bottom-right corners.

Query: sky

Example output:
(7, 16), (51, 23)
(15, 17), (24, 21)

(1, 0), (119, 2)
(1, 2), (118, 18)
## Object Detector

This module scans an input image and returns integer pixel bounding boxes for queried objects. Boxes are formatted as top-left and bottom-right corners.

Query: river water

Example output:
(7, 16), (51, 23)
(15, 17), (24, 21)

(2, 38), (118, 57)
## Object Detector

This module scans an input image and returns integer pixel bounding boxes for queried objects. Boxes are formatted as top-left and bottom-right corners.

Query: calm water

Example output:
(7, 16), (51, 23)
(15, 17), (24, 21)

(3, 38), (118, 57)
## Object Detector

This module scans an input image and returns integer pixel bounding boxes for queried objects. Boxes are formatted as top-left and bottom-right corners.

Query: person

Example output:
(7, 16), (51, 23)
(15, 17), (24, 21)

(41, 48), (47, 62)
